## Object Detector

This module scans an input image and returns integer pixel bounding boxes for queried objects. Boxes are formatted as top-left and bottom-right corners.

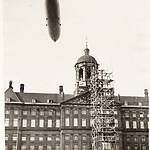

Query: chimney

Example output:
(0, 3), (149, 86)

(20, 84), (24, 93)
(144, 89), (148, 100)
(9, 80), (13, 89)
(59, 85), (64, 100)
(59, 85), (63, 94)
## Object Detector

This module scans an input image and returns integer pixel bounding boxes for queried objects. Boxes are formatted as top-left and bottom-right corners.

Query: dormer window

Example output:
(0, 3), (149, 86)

(6, 97), (11, 102)
(47, 99), (53, 103)
(124, 101), (128, 106)
(31, 98), (36, 103)
(138, 102), (142, 106)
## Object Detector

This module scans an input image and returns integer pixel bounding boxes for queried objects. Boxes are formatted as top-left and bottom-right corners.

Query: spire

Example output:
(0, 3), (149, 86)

(86, 37), (88, 48)
(84, 37), (89, 55)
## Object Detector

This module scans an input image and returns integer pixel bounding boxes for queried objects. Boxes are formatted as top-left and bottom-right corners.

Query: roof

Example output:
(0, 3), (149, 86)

(5, 88), (73, 103)
(5, 87), (148, 106)
(76, 48), (97, 64)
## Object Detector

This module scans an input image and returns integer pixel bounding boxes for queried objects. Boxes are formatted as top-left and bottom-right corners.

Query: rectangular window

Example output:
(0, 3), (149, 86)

(5, 145), (8, 150)
(22, 119), (27, 127)
(124, 101), (128, 106)
(114, 110), (118, 115)
(140, 113), (144, 117)
(82, 145), (86, 150)
(74, 145), (78, 150)
(56, 119), (60, 127)
(47, 146), (52, 150)
(82, 135), (86, 140)
(125, 112), (129, 117)
(38, 146), (43, 150)
(21, 145), (26, 150)
(65, 134), (70, 141)
(56, 136), (60, 141)
(23, 110), (27, 115)
(30, 146), (35, 150)
(55, 145), (60, 150)
(30, 136), (35, 141)
(133, 113), (136, 117)
(5, 110), (10, 114)
(65, 118), (69, 126)
(39, 137), (43, 141)
(65, 109), (70, 114)
(56, 111), (60, 116)
(5, 134), (8, 141)
(5, 118), (9, 127)
(140, 121), (144, 129)
(47, 136), (52, 141)
(31, 110), (36, 115)
(14, 110), (19, 115)
(12, 145), (16, 150)
(74, 118), (78, 126)
(39, 119), (44, 127)
(65, 145), (70, 150)
(125, 121), (130, 129)
(138, 102), (142, 106)
(114, 119), (118, 127)
(48, 111), (53, 116)
(6, 97), (10, 102)
(13, 118), (18, 127)
(142, 145), (146, 150)
(134, 137), (138, 142)
(74, 110), (78, 114)
(13, 134), (17, 141)
(127, 137), (130, 142)
(74, 134), (78, 141)
(22, 136), (26, 141)
(82, 109), (86, 115)
(48, 119), (52, 127)
(31, 119), (35, 127)
(133, 121), (137, 129)
(82, 118), (86, 127)
(141, 136), (146, 142)
(40, 110), (44, 115)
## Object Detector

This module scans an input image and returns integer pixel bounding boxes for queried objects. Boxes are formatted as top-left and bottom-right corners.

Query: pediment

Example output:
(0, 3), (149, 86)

(61, 91), (90, 105)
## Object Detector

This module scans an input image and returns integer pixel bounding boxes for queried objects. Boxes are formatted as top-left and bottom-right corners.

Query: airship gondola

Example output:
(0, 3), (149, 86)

(45, 0), (61, 42)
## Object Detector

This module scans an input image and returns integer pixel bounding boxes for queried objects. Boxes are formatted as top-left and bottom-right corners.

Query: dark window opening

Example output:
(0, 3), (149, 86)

(79, 68), (83, 80)
(87, 67), (91, 78)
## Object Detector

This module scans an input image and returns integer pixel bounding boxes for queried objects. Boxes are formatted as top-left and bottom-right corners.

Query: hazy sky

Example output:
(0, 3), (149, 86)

(3, 0), (149, 96)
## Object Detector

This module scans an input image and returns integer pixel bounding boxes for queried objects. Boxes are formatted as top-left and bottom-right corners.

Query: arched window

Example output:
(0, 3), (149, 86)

(87, 67), (91, 78)
(79, 68), (83, 80)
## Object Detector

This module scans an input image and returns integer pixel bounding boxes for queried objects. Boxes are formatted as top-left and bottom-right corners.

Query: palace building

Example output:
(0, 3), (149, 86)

(5, 46), (149, 150)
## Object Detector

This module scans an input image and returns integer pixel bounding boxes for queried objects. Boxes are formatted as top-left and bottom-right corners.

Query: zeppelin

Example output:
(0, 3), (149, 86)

(45, 0), (61, 42)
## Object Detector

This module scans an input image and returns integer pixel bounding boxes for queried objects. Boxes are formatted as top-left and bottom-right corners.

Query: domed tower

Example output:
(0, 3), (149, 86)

(74, 45), (98, 95)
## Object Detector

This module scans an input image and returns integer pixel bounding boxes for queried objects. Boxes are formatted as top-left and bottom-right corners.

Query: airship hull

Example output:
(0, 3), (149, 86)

(45, 0), (61, 42)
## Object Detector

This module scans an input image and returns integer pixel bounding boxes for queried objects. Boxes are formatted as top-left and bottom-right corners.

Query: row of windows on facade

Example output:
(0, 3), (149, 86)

(5, 144), (87, 150)
(124, 112), (148, 118)
(5, 133), (88, 142)
(125, 145), (147, 150)
(124, 101), (145, 106)
(5, 109), (87, 116)
(126, 136), (147, 143)
(5, 117), (96, 127)
(6, 97), (54, 104)
(125, 120), (148, 129)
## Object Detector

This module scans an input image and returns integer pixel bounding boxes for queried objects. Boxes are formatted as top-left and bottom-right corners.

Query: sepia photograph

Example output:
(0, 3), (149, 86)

(3, 0), (149, 149)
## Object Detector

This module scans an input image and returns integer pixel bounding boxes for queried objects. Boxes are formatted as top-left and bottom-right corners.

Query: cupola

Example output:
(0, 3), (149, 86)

(74, 44), (98, 95)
